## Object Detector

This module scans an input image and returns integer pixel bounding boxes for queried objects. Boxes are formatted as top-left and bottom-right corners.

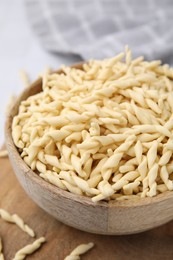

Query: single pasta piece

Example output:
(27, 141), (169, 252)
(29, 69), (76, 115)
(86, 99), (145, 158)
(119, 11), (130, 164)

(5, 94), (16, 116)
(64, 242), (94, 260)
(0, 237), (4, 260)
(0, 150), (8, 158)
(19, 70), (30, 88)
(13, 237), (46, 260)
(0, 209), (35, 237)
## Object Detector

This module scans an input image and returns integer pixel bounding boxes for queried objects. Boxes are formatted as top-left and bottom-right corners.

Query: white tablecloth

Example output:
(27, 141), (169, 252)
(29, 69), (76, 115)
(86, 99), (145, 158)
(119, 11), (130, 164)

(0, 0), (80, 146)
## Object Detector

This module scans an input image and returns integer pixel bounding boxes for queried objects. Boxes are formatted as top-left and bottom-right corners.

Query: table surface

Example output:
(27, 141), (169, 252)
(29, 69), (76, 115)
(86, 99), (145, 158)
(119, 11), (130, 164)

(0, 0), (81, 146)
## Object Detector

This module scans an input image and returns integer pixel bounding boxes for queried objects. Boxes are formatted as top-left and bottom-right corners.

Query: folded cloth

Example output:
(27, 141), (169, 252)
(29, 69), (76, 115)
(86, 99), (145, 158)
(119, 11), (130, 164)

(25, 0), (173, 63)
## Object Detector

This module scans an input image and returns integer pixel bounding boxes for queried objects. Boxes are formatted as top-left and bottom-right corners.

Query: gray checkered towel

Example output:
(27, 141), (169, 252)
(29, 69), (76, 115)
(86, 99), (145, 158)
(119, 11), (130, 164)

(25, 0), (173, 63)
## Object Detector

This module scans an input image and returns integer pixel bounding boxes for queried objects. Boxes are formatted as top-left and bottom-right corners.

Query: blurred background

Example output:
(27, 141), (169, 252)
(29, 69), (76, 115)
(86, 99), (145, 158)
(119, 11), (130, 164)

(0, 0), (173, 145)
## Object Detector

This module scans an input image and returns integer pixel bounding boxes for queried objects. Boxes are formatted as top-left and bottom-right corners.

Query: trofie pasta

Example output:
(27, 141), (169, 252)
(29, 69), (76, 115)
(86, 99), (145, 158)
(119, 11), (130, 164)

(12, 47), (173, 202)
(0, 209), (35, 237)
(5, 94), (16, 116)
(0, 208), (46, 259)
(0, 150), (8, 158)
(19, 70), (30, 89)
(0, 237), (4, 260)
(13, 237), (46, 260)
(64, 242), (94, 260)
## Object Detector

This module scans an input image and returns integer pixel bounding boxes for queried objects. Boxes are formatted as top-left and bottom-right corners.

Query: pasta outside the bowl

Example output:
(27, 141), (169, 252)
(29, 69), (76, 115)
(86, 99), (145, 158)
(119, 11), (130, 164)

(12, 46), (173, 202)
(0, 208), (35, 237)
(0, 237), (4, 260)
(64, 242), (94, 260)
(13, 237), (46, 260)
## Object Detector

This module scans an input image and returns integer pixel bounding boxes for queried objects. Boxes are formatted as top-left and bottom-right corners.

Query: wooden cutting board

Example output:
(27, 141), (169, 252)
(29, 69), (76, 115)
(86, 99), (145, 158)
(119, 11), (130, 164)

(1, 155), (173, 260)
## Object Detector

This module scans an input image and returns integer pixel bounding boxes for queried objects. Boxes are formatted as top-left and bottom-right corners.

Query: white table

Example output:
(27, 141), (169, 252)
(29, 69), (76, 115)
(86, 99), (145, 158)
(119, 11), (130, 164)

(0, 0), (80, 145)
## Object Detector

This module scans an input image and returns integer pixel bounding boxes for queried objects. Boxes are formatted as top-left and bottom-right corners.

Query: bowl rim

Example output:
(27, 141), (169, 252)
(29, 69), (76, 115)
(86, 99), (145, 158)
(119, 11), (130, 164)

(5, 62), (173, 209)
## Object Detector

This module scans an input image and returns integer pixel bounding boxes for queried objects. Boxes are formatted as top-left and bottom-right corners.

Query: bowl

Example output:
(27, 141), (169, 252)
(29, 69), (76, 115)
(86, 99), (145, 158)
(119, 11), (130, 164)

(5, 63), (173, 235)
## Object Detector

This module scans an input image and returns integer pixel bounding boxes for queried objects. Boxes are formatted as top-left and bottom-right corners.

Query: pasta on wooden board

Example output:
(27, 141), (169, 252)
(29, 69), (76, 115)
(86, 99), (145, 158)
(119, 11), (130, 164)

(0, 150), (8, 158)
(0, 237), (4, 260)
(0, 209), (35, 237)
(64, 242), (94, 260)
(12, 47), (173, 202)
(0, 209), (46, 259)
(13, 237), (46, 260)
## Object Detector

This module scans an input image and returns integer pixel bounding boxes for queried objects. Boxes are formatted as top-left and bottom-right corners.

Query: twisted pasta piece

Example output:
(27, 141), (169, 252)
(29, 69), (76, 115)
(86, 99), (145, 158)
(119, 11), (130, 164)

(19, 70), (30, 88)
(147, 140), (158, 169)
(6, 94), (17, 116)
(0, 237), (4, 260)
(0, 209), (35, 237)
(0, 150), (8, 158)
(13, 237), (46, 260)
(65, 242), (94, 260)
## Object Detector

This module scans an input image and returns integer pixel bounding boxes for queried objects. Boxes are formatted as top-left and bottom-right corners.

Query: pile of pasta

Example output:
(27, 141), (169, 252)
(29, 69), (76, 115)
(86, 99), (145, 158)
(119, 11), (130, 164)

(12, 47), (173, 202)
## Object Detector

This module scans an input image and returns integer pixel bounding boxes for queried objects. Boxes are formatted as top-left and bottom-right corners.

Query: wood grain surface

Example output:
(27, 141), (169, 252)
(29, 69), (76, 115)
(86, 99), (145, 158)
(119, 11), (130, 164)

(0, 155), (173, 260)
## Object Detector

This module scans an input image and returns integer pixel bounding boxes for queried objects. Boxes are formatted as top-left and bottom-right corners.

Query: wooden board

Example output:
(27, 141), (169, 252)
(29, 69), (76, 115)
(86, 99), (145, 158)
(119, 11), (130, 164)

(0, 155), (173, 260)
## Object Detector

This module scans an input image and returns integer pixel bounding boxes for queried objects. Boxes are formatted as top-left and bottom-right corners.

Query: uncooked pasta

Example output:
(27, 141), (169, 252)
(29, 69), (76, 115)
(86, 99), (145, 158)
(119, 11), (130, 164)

(5, 94), (16, 116)
(19, 70), (30, 89)
(0, 209), (46, 259)
(0, 150), (8, 158)
(64, 242), (94, 260)
(0, 209), (35, 237)
(0, 237), (4, 260)
(13, 237), (45, 260)
(12, 46), (173, 202)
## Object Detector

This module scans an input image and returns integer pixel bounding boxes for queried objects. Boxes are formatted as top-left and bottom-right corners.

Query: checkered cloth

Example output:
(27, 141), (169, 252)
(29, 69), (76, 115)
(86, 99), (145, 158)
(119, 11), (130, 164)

(25, 0), (173, 63)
